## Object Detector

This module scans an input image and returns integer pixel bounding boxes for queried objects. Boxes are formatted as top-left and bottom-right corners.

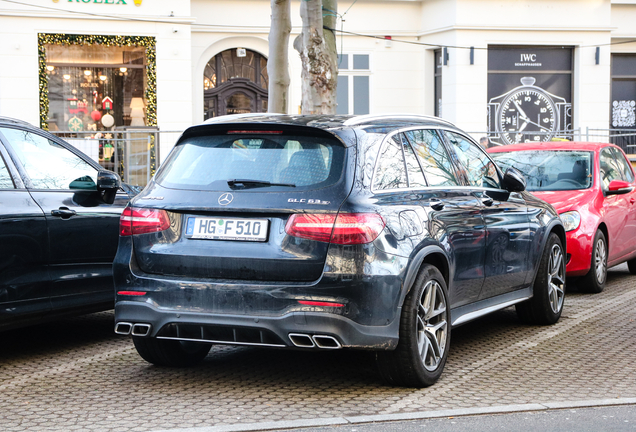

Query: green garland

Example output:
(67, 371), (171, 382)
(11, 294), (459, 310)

(37, 33), (157, 130)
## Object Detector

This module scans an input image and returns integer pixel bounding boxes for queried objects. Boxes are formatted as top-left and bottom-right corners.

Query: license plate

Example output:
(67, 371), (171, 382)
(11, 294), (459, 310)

(185, 217), (269, 242)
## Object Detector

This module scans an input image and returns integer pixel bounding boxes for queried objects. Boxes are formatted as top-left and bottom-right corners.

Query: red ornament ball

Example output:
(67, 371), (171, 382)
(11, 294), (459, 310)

(91, 110), (102, 122)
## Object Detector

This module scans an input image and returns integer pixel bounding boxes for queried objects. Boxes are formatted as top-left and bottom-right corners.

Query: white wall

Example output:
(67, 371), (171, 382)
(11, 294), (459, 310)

(0, 0), (194, 141)
(4, 0), (636, 154)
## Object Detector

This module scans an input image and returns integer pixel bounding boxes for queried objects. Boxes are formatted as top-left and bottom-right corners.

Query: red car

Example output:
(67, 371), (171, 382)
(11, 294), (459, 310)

(489, 142), (636, 293)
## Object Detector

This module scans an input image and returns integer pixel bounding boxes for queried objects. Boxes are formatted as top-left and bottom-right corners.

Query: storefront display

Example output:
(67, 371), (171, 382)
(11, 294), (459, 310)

(487, 46), (573, 145)
(38, 34), (156, 131)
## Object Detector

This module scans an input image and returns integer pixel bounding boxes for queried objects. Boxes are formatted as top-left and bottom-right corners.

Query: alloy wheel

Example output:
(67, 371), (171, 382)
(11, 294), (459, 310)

(547, 243), (565, 313)
(417, 280), (448, 372)
(595, 237), (607, 285)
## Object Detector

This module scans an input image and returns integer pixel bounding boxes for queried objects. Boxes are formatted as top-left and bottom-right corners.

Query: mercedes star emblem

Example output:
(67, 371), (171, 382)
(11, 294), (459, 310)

(218, 193), (234, 206)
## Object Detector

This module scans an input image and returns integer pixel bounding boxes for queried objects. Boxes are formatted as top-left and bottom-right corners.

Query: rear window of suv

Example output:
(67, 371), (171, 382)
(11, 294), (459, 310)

(156, 132), (346, 191)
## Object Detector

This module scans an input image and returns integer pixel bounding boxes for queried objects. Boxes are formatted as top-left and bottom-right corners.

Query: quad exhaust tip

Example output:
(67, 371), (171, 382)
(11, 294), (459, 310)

(312, 335), (341, 349)
(132, 323), (152, 337)
(289, 333), (341, 349)
(114, 322), (132, 335)
(114, 322), (152, 337)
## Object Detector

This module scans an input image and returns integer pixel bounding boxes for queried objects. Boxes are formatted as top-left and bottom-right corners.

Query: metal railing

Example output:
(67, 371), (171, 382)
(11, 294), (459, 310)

(51, 129), (184, 187)
(468, 128), (636, 154)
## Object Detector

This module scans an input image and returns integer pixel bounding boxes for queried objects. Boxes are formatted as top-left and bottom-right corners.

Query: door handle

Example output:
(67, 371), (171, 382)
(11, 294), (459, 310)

(429, 198), (445, 211)
(481, 196), (494, 207)
(51, 207), (77, 219)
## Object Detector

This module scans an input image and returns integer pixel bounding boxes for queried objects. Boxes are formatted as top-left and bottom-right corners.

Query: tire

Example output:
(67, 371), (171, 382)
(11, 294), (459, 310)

(627, 257), (636, 275)
(376, 264), (450, 387)
(516, 232), (566, 325)
(580, 230), (607, 293)
(133, 337), (212, 367)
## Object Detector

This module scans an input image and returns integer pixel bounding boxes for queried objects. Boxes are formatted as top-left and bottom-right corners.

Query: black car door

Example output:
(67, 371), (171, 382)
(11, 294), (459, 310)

(0, 141), (51, 328)
(443, 131), (532, 299)
(0, 126), (129, 310)
(404, 129), (487, 308)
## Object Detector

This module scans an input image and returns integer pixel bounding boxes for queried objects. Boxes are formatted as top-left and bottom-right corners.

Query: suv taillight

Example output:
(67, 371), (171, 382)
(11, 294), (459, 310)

(285, 213), (385, 245)
(120, 206), (170, 236)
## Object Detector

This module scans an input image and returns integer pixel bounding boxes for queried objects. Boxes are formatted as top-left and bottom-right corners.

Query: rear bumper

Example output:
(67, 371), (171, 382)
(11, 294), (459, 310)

(115, 301), (400, 350)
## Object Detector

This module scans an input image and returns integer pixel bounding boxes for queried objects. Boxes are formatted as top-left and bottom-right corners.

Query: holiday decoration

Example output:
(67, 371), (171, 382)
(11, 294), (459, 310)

(70, 99), (88, 116)
(102, 96), (113, 111)
(91, 110), (102, 122)
(101, 113), (115, 128)
(68, 116), (83, 131)
(68, 97), (78, 112)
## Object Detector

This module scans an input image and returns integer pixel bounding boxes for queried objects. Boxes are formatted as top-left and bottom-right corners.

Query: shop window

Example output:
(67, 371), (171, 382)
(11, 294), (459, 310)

(336, 54), (370, 115)
(44, 43), (149, 133)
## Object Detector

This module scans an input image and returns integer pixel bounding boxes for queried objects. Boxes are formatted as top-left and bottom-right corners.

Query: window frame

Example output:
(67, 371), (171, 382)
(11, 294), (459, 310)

(371, 127), (468, 193)
(610, 146), (635, 183)
(0, 139), (25, 189)
(441, 130), (504, 190)
(337, 53), (372, 115)
(599, 146), (625, 192)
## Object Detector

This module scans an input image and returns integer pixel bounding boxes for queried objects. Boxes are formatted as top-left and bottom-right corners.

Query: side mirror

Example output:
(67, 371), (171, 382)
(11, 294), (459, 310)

(607, 179), (633, 195)
(97, 170), (121, 204)
(502, 167), (526, 192)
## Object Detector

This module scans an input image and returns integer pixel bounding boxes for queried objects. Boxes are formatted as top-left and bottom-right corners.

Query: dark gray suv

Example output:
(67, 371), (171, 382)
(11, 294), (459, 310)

(114, 114), (565, 387)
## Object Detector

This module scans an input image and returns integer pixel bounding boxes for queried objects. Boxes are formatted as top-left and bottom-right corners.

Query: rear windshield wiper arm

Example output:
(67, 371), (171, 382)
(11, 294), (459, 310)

(227, 179), (296, 189)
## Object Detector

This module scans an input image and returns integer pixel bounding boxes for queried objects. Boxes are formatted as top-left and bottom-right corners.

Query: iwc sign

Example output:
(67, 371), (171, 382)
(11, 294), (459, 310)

(487, 46), (573, 145)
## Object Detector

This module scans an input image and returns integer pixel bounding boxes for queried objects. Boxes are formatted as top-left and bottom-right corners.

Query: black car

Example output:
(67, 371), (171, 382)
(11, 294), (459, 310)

(114, 114), (565, 387)
(0, 117), (135, 331)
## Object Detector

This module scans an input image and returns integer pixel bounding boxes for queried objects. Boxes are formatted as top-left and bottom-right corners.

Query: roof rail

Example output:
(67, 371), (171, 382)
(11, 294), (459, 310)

(203, 113), (285, 124)
(343, 113), (455, 127)
(0, 116), (33, 127)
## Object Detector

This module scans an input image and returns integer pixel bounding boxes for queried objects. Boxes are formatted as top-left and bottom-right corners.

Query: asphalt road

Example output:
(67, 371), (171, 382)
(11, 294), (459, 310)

(1, 264), (636, 432)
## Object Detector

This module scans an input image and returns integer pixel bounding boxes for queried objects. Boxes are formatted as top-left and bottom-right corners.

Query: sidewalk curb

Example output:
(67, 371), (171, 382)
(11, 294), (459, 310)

(150, 397), (636, 432)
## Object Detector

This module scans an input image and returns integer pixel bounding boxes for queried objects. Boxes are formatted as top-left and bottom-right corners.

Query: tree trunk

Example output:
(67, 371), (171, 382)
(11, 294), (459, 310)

(294, 0), (338, 114)
(267, 0), (291, 113)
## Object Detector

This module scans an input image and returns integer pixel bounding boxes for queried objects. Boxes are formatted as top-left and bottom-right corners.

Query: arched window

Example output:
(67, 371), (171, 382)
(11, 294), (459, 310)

(204, 48), (268, 119)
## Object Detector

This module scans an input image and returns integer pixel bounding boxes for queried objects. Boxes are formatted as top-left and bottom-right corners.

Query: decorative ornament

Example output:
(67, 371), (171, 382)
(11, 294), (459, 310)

(70, 99), (88, 116)
(91, 110), (102, 122)
(101, 113), (115, 128)
(102, 96), (113, 111)
(68, 97), (78, 113)
(68, 116), (83, 132)
(612, 100), (636, 128)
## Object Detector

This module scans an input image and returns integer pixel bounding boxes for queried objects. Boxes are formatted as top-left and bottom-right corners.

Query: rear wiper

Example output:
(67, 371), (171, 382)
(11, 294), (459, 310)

(227, 179), (296, 189)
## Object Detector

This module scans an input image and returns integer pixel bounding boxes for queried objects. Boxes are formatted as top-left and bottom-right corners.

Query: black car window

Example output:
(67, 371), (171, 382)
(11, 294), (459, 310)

(610, 147), (635, 183)
(157, 133), (345, 191)
(445, 131), (501, 189)
(400, 134), (427, 188)
(0, 153), (15, 189)
(405, 129), (459, 187)
(600, 147), (624, 190)
(373, 135), (407, 190)
(0, 127), (98, 190)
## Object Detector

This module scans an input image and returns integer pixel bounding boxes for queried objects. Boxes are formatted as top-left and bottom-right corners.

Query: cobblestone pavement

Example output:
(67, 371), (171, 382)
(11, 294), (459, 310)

(1, 264), (635, 432)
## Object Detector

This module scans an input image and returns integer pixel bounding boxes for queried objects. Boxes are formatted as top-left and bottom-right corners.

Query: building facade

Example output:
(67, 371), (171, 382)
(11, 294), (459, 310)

(2, 0), (636, 174)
